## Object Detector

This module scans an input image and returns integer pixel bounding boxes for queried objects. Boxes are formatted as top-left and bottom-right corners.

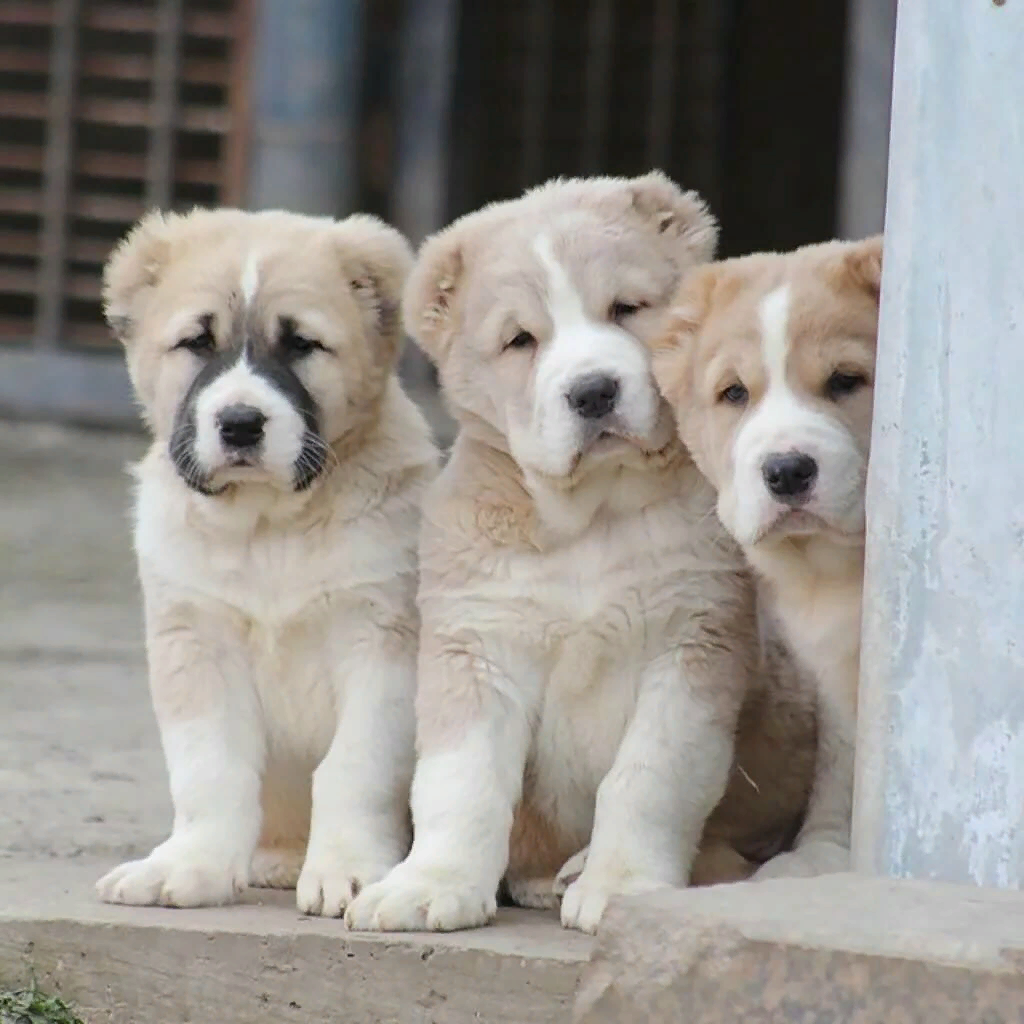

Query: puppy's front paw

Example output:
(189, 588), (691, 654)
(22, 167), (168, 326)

(503, 875), (559, 910)
(752, 839), (850, 881)
(560, 865), (670, 935)
(250, 846), (305, 890)
(296, 848), (394, 918)
(345, 863), (496, 932)
(96, 843), (247, 908)
(552, 846), (589, 897)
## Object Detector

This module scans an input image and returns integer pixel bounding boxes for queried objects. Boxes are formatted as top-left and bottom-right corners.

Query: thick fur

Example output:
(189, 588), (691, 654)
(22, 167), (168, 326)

(344, 173), (816, 936)
(95, 208), (439, 914)
(650, 235), (883, 878)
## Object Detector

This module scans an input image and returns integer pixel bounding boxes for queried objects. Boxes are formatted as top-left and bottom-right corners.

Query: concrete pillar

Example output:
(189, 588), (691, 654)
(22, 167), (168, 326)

(853, 0), (1024, 887)
(247, 0), (364, 215)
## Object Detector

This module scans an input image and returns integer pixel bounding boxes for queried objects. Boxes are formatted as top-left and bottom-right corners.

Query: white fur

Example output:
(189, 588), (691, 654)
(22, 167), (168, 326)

(346, 471), (748, 935)
(240, 249), (260, 305)
(506, 236), (659, 480)
(96, 381), (435, 913)
(750, 545), (860, 879)
(729, 288), (865, 879)
(347, 340), (748, 935)
(192, 355), (305, 482)
(722, 285), (866, 546)
(96, 717), (262, 906)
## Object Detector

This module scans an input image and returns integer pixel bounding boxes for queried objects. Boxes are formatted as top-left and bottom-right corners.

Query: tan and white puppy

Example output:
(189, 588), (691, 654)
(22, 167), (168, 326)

(94, 208), (438, 913)
(651, 236), (883, 877)
(344, 173), (816, 936)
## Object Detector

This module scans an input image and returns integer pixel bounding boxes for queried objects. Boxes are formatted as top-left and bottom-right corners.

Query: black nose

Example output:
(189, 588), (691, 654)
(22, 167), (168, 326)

(761, 452), (818, 500)
(567, 373), (620, 420)
(218, 404), (266, 448)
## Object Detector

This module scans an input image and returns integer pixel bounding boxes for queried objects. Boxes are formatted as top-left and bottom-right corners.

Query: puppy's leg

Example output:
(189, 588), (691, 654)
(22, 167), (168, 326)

(560, 648), (742, 934)
(753, 682), (853, 879)
(96, 606), (264, 907)
(296, 626), (417, 917)
(688, 839), (758, 886)
(553, 846), (588, 897)
(251, 764), (310, 890)
(345, 634), (537, 932)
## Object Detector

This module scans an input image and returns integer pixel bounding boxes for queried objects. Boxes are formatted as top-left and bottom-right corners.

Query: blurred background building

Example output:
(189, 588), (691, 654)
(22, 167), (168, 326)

(0, 0), (897, 432)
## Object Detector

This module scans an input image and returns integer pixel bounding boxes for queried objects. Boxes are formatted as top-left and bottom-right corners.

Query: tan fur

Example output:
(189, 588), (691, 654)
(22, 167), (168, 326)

(651, 235), (883, 878)
(95, 208), (439, 913)
(344, 174), (816, 936)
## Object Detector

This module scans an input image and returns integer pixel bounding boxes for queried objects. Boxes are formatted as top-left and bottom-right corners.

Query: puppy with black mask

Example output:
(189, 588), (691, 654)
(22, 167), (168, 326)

(95, 207), (438, 916)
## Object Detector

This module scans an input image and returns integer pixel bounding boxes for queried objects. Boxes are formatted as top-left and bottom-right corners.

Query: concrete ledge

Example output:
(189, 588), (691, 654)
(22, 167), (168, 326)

(575, 874), (1024, 1023)
(0, 860), (591, 1023)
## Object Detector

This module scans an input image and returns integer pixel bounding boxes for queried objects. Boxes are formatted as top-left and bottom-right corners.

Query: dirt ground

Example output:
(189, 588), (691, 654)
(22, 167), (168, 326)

(0, 422), (169, 868)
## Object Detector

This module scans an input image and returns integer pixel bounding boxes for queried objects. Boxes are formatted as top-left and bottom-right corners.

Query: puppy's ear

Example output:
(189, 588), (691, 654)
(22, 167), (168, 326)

(627, 170), (719, 263)
(402, 224), (464, 366)
(331, 215), (414, 357)
(648, 265), (718, 407)
(102, 210), (174, 346)
(841, 233), (884, 302)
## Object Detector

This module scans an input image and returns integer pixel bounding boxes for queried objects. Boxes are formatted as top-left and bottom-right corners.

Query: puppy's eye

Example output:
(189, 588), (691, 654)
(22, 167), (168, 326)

(718, 382), (749, 406)
(174, 325), (215, 355)
(503, 330), (536, 352)
(609, 300), (646, 322)
(825, 370), (868, 400)
(279, 318), (325, 358)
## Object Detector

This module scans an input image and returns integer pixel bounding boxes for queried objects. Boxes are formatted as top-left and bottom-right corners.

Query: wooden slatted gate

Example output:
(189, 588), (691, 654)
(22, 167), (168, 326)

(0, 0), (251, 425)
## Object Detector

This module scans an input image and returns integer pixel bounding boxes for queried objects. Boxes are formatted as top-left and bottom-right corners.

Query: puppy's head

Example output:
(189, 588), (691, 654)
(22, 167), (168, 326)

(405, 171), (717, 483)
(104, 208), (411, 495)
(652, 236), (882, 550)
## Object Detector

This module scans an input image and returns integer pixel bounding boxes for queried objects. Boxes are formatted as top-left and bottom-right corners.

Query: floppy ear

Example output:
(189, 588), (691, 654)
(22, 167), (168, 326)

(627, 170), (719, 264)
(331, 214), (414, 360)
(401, 222), (464, 366)
(841, 233), (884, 302)
(648, 265), (719, 407)
(102, 210), (174, 346)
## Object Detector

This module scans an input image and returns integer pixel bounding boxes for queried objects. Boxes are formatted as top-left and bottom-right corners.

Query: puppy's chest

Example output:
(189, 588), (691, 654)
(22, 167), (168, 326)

(779, 584), (862, 685)
(479, 513), (725, 645)
(140, 513), (416, 625)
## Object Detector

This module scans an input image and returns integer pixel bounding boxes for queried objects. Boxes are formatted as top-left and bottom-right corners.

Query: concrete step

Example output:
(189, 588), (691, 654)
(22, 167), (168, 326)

(0, 859), (591, 1024)
(576, 874), (1024, 1024)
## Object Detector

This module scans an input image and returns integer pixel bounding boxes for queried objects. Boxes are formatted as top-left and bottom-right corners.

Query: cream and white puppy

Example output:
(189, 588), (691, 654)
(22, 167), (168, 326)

(94, 208), (438, 913)
(345, 173), (817, 936)
(651, 236), (883, 877)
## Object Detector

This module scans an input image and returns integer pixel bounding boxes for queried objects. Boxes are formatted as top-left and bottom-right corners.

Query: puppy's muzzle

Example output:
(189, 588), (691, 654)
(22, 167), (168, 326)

(217, 403), (267, 450)
(761, 451), (818, 503)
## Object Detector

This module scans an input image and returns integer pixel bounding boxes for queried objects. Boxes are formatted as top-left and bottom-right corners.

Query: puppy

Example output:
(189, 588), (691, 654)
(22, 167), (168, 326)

(345, 172), (816, 935)
(651, 235), (883, 877)
(94, 208), (438, 913)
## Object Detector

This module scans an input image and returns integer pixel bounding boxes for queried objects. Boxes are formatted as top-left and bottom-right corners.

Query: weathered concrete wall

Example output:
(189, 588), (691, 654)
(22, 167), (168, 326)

(854, 0), (1024, 886)
(575, 877), (1024, 1024)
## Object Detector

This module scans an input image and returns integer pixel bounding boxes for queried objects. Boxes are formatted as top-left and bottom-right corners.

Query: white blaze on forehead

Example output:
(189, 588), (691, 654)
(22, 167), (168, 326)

(758, 284), (791, 389)
(533, 234), (588, 330)
(240, 250), (261, 305)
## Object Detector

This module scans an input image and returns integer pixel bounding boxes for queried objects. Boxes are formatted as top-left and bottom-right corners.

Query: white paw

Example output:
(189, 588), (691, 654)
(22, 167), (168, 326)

(250, 847), (305, 890)
(296, 848), (394, 918)
(344, 863), (496, 932)
(553, 846), (589, 897)
(96, 843), (247, 908)
(504, 875), (559, 910)
(752, 839), (850, 881)
(560, 866), (670, 935)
